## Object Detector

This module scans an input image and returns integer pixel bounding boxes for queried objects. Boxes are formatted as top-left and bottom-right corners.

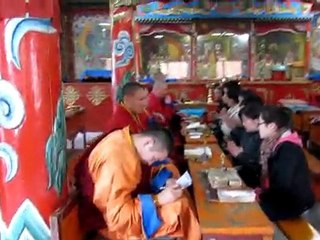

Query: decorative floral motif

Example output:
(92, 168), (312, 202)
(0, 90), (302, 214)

(45, 96), (67, 195)
(86, 86), (109, 106)
(0, 143), (18, 182)
(0, 199), (51, 240)
(63, 86), (80, 107)
(0, 79), (25, 129)
(5, 18), (56, 69)
(114, 31), (134, 68)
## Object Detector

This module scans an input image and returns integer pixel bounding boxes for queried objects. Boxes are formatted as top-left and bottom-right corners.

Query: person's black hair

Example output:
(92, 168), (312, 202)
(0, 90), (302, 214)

(260, 105), (293, 130)
(140, 127), (174, 154)
(239, 89), (264, 106)
(240, 102), (262, 120)
(122, 82), (145, 97)
(224, 82), (240, 104)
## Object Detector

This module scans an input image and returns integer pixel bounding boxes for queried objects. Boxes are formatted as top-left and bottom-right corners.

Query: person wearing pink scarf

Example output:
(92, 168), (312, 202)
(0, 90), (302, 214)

(257, 105), (314, 221)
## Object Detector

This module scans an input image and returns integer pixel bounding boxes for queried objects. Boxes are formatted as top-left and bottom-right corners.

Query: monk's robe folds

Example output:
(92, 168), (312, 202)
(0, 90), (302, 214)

(89, 127), (201, 240)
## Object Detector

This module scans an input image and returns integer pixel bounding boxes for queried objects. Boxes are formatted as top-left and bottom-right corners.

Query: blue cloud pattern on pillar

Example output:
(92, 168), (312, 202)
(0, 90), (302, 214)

(4, 18), (57, 69)
(0, 79), (25, 129)
(45, 95), (67, 195)
(0, 143), (18, 183)
(0, 76), (25, 183)
(0, 199), (51, 240)
(114, 31), (134, 68)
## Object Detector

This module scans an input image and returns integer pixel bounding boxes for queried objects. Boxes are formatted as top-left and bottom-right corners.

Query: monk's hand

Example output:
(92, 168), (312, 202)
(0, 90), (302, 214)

(157, 185), (183, 205)
(165, 178), (178, 188)
(153, 112), (166, 123)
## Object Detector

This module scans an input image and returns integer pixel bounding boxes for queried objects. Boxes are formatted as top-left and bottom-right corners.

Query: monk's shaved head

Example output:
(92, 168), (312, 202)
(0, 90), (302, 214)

(152, 80), (168, 97)
(121, 82), (149, 113)
(122, 82), (145, 97)
(140, 128), (173, 154)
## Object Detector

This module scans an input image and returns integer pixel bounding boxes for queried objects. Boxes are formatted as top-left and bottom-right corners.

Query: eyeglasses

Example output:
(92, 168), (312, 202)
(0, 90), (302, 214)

(258, 122), (265, 126)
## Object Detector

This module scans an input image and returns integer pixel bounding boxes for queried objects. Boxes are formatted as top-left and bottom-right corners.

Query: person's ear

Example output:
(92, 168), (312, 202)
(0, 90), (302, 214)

(268, 122), (277, 131)
(143, 136), (155, 148)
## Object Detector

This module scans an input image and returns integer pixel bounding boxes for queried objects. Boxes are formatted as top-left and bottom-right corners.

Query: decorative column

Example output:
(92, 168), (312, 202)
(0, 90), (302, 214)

(110, 0), (138, 107)
(0, 0), (67, 239)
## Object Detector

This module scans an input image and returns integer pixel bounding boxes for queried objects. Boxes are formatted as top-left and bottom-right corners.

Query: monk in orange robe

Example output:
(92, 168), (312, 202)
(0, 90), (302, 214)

(89, 127), (201, 240)
(106, 82), (150, 134)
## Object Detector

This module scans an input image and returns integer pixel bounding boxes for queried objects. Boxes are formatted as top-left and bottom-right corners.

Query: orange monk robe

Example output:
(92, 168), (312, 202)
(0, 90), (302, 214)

(106, 103), (149, 134)
(88, 127), (201, 240)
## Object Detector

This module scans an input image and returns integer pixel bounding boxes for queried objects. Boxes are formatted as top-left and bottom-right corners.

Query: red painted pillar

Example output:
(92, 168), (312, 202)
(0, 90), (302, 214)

(0, 0), (66, 238)
(111, 4), (136, 108)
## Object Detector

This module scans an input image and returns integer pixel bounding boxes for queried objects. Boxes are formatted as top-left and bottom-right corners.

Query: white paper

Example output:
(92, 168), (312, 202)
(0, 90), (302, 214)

(184, 147), (212, 157)
(186, 122), (206, 130)
(188, 132), (203, 136)
(217, 189), (256, 203)
(189, 135), (201, 139)
(176, 171), (192, 189)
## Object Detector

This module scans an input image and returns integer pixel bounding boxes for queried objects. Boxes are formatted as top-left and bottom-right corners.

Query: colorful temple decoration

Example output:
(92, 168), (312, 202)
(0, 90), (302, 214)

(0, 0), (66, 238)
(110, 3), (137, 105)
(136, 0), (313, 22)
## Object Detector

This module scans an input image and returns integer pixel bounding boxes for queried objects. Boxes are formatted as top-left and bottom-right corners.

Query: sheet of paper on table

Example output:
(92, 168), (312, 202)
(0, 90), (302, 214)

(217, 189), (256, 203)
(186, 122), (206, 130)
(184, 146), (212, 157)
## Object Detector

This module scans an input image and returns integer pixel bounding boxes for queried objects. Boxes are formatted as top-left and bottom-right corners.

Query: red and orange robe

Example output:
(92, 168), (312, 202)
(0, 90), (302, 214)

(89, 127), (201, 240)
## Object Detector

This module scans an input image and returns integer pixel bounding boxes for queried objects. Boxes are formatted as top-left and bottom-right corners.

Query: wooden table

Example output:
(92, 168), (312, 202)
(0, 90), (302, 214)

(278, 102), (320, 132)
(187, 144), (274, 240)
(65, 106), (86, 148)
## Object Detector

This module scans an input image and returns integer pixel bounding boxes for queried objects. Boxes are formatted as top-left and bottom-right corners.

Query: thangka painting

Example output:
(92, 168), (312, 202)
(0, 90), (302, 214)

(140, 32), (191, 80)
(72, 13), (111, 79)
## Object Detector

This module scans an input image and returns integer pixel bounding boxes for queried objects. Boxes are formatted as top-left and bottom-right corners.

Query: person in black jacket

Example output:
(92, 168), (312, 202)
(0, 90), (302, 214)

(258, 105), (315, 221)
(227, 103), (262, 188)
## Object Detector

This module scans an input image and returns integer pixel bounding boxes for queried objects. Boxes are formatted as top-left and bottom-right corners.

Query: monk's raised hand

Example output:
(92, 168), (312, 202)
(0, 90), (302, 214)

(157, 185), (183, 205)
(166, 178), (178, 188)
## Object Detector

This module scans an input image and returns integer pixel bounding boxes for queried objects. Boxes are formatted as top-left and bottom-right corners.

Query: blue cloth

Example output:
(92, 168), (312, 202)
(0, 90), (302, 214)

(80, 69), (112, 80)
(308, 73), (320, 80)
(151, 159), (169, 167)
(283, 104), (320, 113)
(178, 108), (206, 117)
(138, 194), (162, 239)
(150, 167), (173, 193)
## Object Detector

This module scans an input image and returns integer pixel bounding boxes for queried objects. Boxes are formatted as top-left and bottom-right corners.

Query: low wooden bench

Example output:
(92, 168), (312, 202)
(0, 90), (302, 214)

(277, 218), (320, 240)
(50, 191), (83, 240)
(303, 149), (320, 177)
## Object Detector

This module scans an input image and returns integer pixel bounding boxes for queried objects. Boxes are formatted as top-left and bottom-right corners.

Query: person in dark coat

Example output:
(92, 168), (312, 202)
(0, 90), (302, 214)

(227, 103), (262, 188)
(257, 105), (315, 221)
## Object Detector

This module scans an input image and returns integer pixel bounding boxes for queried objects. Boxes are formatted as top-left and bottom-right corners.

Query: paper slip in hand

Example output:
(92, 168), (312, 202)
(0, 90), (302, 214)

(176, 171), (192, 189)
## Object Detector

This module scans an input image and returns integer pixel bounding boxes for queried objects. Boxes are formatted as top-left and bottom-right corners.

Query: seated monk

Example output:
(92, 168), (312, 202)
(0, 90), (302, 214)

(148, 79), (175, 126)
(88, 127), (201, 239)
(106, 82), (150, 134)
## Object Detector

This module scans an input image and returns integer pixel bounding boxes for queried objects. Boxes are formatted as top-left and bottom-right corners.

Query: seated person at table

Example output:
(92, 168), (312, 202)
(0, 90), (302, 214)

(258, 105), (314, 221)
(88, 127), (201, 240)
(106, 82), (149, 134)
(148, 79), (175, 125)
(230, 91), (264, 145)
(227, 103), (262, 188)
(219, 82), (242, 137)
(213, 83), (228, 113)
(238, 89), (263, 108)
